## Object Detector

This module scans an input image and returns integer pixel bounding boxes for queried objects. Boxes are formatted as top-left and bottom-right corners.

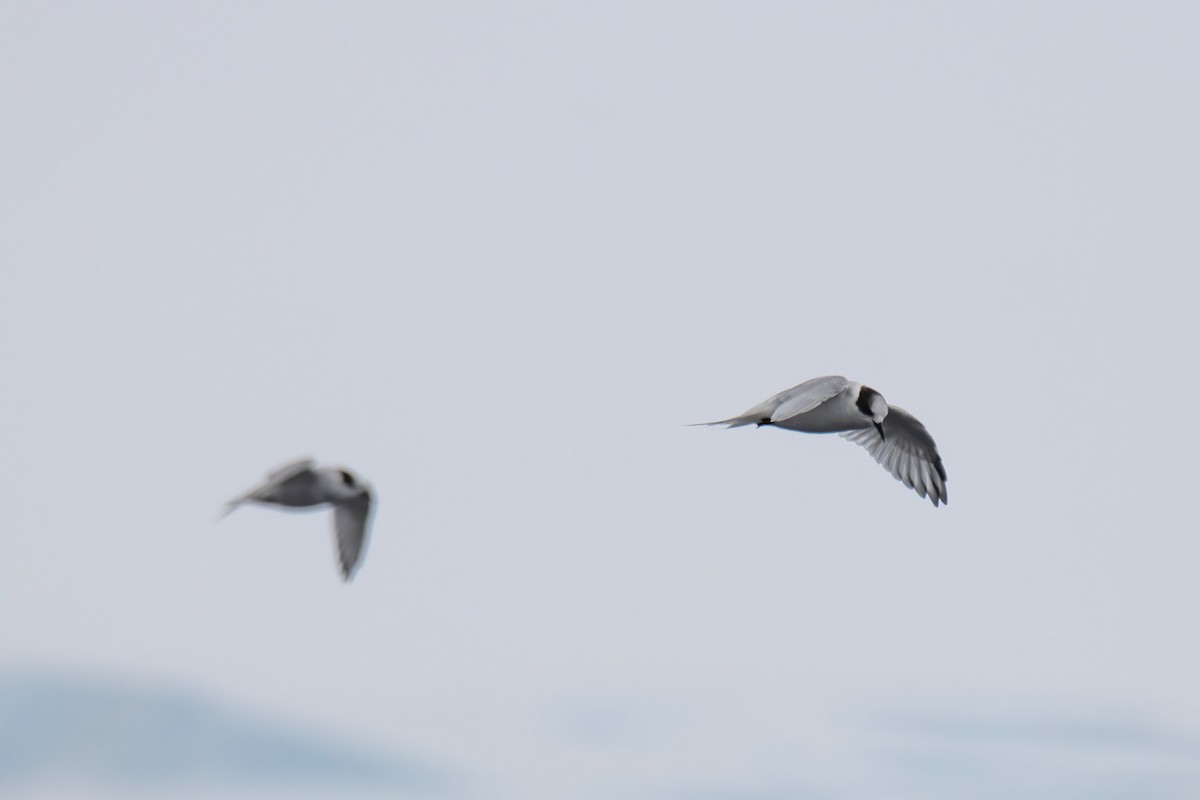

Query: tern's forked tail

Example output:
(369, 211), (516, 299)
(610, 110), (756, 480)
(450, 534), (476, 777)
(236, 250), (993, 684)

(217, 496), (250, 521)
(689, 415), (761, 428)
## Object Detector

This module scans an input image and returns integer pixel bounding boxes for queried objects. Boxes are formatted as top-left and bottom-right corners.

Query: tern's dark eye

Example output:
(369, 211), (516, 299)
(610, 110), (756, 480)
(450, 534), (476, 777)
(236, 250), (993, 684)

(339, 470), (355, 487)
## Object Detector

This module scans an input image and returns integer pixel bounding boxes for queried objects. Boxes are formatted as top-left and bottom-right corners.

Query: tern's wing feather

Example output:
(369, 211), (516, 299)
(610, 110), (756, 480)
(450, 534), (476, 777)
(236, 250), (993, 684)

(221, 458), (318, 517)
(769, 375), (850, 422)
(694, 375), (850, 428)
(267, 458), (317, 482)
(840, 405), (947, 506)
(332, 490), (372, 581)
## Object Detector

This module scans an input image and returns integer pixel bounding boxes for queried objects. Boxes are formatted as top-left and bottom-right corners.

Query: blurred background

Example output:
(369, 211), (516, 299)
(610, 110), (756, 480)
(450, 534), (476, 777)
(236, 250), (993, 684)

(2, 2), (1199, 798)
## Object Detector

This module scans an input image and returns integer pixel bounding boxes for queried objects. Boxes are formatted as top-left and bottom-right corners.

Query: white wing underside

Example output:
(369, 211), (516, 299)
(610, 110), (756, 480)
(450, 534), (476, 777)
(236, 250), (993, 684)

(840, 406), (948, 506)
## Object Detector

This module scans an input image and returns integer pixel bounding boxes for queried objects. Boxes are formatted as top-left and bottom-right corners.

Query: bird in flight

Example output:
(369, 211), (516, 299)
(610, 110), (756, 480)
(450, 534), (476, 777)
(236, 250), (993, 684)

(221, 458), (375, 580)
(698, 376), (947, 506)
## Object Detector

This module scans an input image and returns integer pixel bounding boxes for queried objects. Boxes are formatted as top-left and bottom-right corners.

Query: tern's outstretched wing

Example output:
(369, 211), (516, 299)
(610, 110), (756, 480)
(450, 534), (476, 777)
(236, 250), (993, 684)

(266, 457), (316, 482)
(696, 375), (849, 428)
(769, 375), (850, 423)
(840, 405), (948, 506)
(332, 490), (373, 581)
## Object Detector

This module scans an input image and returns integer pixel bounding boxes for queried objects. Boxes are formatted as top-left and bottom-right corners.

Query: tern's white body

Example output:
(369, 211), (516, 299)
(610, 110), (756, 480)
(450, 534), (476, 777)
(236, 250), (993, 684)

(221, 458), (375, 580)
(700, 375), (948, 506)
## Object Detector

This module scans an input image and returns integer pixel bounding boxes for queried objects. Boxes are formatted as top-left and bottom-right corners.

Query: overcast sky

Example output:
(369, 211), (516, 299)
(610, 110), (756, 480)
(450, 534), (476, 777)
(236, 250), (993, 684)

(3, 2), (1199, 797)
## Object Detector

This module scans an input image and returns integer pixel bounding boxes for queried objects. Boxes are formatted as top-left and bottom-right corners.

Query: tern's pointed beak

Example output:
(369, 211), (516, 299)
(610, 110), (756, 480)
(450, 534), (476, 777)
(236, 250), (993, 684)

(874, 421), (885, 441)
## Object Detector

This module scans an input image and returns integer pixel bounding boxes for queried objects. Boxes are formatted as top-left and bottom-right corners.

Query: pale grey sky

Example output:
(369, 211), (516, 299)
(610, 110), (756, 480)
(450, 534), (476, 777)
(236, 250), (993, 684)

(2, 2), (1199, 797)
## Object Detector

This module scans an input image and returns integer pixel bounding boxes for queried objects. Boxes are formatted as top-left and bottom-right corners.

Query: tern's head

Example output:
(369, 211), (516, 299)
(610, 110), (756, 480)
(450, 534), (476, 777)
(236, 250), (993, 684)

(855, 385), (889, 439)
(322, 467), (368, 501)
